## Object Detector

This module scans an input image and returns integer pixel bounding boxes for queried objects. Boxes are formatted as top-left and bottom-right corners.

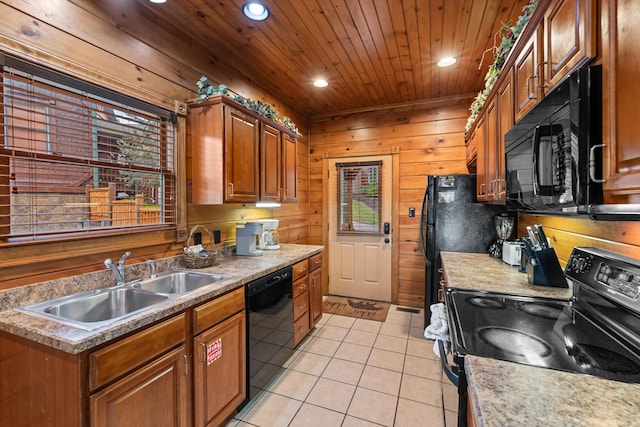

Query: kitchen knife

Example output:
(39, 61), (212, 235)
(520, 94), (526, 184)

(526, 226), (541, 250)
(521, 238), (538, 265)
(534, 224), (549, 249)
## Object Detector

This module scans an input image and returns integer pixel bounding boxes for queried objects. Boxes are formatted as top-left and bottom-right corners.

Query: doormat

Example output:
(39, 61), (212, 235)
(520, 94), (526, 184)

(323, 296), (390, 322)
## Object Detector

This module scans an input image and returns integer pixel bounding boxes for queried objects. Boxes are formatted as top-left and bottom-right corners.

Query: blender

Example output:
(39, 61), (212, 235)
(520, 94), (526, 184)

(488, 214), (517, 263)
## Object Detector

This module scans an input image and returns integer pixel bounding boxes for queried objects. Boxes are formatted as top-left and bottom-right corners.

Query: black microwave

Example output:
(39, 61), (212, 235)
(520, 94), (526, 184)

(505, 65), (602, 214)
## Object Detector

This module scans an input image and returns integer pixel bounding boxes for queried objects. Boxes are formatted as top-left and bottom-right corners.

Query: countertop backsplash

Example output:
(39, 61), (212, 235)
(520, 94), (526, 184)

(0, 245), (238, 312)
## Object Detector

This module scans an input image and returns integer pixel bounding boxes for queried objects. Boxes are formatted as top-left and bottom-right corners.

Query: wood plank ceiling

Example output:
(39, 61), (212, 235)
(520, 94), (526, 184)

(134, 0), (531, 117)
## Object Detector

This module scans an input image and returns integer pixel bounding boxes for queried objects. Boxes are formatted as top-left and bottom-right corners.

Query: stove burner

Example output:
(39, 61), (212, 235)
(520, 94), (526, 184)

(567, 343), (640, 375)
(478, 327), (552, 357)
(466, 297), (506, 310)
(516, 302), (564, 320)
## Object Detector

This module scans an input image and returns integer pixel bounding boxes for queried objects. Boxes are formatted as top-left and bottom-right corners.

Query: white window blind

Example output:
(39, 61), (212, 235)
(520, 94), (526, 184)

(336, 161), (382, 234)
(0, 56), (176, 242)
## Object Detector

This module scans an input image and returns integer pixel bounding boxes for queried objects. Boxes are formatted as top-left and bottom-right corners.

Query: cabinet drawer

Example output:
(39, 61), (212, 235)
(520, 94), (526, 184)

(292, 259), (309, 281)
(309, 253), (323, 271)
(193, 287), (245, 335)
(293, 314), (310, 347)
(89, 313), (186, 391)
(293, 290), (309, 321)
(293, 276), (309, 297)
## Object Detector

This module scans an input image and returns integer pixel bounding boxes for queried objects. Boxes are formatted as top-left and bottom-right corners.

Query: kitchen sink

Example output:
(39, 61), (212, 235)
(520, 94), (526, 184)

(16, 270), (234, 330)
(133, 271), (232, 294)
(17, 288), (170, 330)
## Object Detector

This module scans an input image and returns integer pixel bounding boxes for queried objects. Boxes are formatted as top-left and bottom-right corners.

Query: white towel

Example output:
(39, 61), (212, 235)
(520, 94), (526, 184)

(424, 302), (450, 358)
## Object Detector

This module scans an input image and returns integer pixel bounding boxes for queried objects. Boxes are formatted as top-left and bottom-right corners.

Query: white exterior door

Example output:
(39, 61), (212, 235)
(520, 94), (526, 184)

(328, 156), (392, 302)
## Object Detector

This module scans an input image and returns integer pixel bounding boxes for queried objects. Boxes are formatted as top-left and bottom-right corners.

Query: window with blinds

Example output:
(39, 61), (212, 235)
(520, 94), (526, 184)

(0, 56), (176, 243)
(336, 161), (382, 234)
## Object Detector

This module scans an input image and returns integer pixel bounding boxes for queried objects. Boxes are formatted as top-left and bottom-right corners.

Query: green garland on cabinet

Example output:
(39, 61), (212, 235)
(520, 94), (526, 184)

(465, 0), (538, 135)
(196, 76), (299, 135)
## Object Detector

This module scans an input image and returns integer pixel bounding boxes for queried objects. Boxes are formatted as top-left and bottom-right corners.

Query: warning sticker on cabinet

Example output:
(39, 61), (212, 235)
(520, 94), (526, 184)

(206, 338), (222, 365)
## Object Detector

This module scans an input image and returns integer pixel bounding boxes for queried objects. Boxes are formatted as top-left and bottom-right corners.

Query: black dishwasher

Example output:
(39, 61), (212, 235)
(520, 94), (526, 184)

(244, 266), (293, 401)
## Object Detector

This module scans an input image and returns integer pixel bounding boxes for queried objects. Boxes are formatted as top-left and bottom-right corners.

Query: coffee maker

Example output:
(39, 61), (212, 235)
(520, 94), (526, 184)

(235, 222), (263, 256)
(257, 219), (280, 250)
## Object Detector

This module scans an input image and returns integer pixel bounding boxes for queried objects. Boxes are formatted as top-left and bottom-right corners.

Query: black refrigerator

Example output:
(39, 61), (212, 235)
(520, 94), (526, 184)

(420, 174), (508, 327)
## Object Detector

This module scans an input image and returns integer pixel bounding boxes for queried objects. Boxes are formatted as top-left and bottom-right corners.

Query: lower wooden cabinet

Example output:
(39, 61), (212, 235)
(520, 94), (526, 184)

(0, 287), (246, 427)
(90, 346), (189, 427)
(309, 253), (323, 327)
(193, 311), (246, 427)
(292, 251), (324, 347)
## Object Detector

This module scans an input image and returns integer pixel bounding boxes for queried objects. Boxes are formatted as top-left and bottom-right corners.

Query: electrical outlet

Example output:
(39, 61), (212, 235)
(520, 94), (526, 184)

(193, 232), (202, 245)
(213, 230), (221, 244)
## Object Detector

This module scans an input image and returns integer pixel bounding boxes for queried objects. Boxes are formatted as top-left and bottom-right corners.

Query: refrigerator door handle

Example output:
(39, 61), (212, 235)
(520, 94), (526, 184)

(419, 183), (429, 261)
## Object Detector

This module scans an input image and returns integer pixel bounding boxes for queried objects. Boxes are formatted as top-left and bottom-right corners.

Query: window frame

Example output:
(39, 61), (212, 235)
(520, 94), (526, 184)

(0, 54), (179, 246)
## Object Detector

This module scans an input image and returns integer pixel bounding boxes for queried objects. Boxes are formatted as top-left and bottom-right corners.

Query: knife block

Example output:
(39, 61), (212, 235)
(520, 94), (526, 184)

(527, 247), (568, 288)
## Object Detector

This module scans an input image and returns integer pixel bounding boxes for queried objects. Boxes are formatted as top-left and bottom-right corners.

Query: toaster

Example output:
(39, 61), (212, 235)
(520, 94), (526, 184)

(502, 240), (522, 266)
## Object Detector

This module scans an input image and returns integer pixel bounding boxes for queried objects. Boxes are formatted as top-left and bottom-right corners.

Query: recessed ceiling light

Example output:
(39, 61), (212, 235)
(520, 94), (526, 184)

(243, 2), (269, 21)
(313, 79), (328, 88)
(149, 0), (166, 3)
(437, 57), (457, 67)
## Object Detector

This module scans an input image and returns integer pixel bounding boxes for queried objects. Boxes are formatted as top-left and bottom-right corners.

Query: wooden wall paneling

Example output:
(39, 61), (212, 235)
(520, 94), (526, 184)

(0, 1), (309, 289)
(0, 1), (188, 109)
(518, 213), (640, 266)
(310, 104), (470, 307)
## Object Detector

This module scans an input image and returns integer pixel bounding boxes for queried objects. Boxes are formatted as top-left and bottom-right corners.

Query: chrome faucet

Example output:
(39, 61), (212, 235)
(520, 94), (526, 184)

(104, 251), (131, 286)
(146, 259), (157, 279)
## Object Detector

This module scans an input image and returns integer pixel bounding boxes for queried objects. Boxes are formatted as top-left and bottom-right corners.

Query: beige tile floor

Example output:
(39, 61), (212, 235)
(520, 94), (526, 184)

(228, 305), (459, 427)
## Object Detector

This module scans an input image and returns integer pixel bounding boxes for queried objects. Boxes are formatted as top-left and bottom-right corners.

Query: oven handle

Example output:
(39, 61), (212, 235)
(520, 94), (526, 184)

(437, 340), (459, 387)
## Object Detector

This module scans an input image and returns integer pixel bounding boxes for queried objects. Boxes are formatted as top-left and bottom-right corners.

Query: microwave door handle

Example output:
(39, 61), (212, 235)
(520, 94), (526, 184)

(532, 127), (541, 196)
(589, 144), (606, 183)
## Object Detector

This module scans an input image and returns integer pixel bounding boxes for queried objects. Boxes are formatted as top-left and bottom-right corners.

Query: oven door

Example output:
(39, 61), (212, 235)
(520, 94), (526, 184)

(437, 340), (467, 427)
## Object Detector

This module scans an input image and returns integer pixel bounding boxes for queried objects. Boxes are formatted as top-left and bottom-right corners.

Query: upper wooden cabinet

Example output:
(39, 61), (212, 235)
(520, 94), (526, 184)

(495, 69), (514, 203)
(189, 95), (298, 204)
(601, 0), (640, 201)
(282, 133), (298, 203)
(225, 107), (260, 203)
(469, 0), (596, 203)
(543, 0), (596, 90)
(474, 114), (487, 201)
(514, 26), (542, 122)
(260, 123), (282, 202)
(484, 98), (498, 203)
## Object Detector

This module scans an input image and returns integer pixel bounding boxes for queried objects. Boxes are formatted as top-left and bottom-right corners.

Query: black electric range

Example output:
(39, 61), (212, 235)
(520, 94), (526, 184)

(443, 247), (640, 426)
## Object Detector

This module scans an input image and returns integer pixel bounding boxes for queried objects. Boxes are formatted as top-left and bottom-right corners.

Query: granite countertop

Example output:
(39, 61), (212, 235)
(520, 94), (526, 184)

(440, 251), (640, 427)
(465, 356), (640, 427)
(440, 251), (573, 299)
(0, 243), (323, 354)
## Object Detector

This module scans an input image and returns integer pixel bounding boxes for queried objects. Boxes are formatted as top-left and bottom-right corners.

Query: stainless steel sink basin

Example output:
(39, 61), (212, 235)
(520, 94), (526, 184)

(17, 287), (169, 330)
(133, 271), (232, 294)
(16, 270), (234, 330)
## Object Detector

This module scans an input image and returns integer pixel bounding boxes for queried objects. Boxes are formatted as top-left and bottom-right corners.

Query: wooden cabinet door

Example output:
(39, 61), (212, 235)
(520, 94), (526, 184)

(282, 133), (298, 202)
(260, 123), (282, 202)
(310, 266), (323, 327)
(496, 69), (514, 203)
(90, 346), (188, 427)
(474, 114), (487, 201)
(193, 311), (246, 427)
(224, 107), (259, 203)
(485, 98), (498, 202)
(602, 0), (640, 200)
(543, 0), (596, 90)
(514, 26), (542, 122)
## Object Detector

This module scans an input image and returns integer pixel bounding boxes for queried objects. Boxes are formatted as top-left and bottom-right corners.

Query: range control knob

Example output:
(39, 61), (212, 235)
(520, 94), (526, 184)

(570, 255), (593, 274)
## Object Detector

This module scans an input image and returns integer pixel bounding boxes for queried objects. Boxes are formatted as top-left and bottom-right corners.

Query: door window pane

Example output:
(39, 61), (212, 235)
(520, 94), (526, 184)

(336, 161), (382, 234)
